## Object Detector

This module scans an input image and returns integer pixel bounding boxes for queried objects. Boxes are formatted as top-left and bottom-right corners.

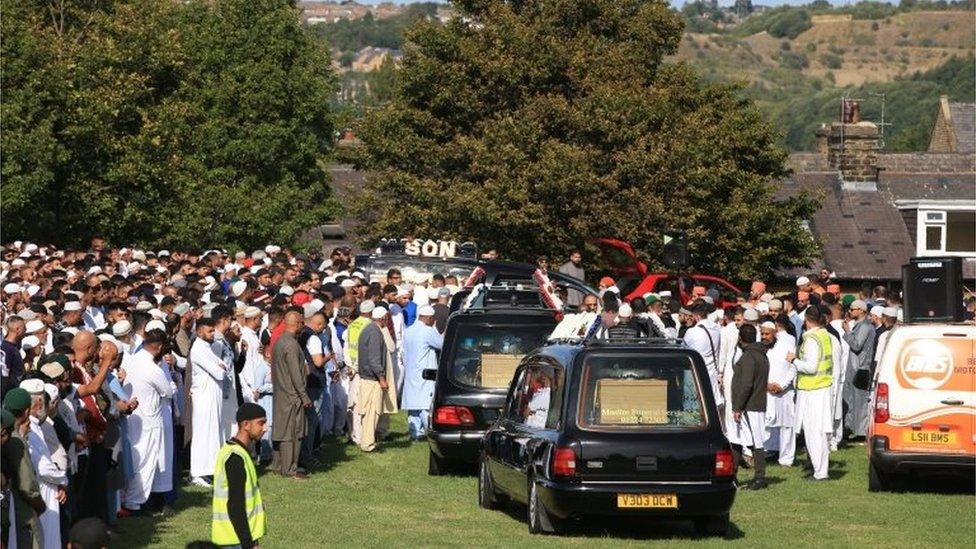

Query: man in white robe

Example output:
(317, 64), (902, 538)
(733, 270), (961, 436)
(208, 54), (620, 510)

(22, 380), (67, 549)
(121, 330), (175, 510)
(683, 304), (723, 410)
(826, 306), (848, 451)
(239, 307), (265, 404)
(718, 308), (744, 438)
(189, 318), (229, 486)
(401, 306), (443, 440)
(763, 321), (797, 466)
(787, 307), (834, 481)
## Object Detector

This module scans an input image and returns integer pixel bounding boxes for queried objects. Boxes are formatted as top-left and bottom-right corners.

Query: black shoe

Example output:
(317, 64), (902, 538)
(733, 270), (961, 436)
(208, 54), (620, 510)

(740, 480), (767, 490)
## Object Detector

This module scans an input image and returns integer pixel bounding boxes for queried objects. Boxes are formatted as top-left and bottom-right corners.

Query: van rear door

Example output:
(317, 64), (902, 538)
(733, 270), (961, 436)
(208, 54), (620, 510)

(570, 350), (722, 482)
(880, 325), (976, 456)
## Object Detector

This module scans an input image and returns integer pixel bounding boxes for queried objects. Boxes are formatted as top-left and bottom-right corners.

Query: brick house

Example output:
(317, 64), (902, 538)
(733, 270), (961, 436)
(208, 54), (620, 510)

(778, 100), (975, 286)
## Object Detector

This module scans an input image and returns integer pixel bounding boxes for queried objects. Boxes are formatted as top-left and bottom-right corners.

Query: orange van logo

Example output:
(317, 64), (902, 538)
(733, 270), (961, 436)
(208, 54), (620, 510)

(897, 339), (954, 390)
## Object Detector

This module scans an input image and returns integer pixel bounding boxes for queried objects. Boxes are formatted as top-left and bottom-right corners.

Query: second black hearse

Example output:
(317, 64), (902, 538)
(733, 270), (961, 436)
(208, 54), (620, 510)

(477, 333), (737, 536)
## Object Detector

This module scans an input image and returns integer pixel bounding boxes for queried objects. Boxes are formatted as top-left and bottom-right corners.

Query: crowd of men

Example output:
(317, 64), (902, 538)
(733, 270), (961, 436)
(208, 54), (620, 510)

(591, 272), (907, 490)
(0, 238), (941, 546)
(0, 239), (454, 548)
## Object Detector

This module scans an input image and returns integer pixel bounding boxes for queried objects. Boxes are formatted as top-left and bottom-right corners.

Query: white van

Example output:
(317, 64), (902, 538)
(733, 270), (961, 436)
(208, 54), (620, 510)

(867, 323), (976, 491)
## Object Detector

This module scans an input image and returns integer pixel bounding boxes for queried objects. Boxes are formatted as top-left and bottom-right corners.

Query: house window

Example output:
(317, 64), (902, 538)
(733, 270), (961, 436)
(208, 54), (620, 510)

(946, 211), (976, 253)
(919, 209), (976, 255)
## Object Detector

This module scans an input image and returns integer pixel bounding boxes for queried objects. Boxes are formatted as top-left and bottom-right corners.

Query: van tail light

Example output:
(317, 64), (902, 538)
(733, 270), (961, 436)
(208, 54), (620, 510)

(552, 446), (578, 478)
(874, 383), (890, 423)
(433, 406), (476, 427)
(714, 449), (735, 477)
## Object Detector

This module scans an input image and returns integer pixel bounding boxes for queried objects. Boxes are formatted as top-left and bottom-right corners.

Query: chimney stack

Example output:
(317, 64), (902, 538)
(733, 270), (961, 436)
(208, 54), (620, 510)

(822, 101), (880, 191)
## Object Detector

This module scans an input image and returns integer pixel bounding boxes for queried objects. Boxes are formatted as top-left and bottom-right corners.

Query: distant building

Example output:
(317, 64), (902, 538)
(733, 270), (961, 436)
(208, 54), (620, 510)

(778, 98), (975, 284)
(929, 95), (976, 154)
(351, 46), (400, 72)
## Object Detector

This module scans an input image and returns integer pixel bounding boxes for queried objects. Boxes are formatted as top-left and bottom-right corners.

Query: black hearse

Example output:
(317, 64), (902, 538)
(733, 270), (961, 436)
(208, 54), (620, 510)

(477, 334), (736, 536)
(425, 281), (587, 475)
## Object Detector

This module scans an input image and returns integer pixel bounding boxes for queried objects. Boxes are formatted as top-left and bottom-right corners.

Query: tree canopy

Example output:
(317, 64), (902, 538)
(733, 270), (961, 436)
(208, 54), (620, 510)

(1, 0), (340, 251)
(356, 0), (820, 280)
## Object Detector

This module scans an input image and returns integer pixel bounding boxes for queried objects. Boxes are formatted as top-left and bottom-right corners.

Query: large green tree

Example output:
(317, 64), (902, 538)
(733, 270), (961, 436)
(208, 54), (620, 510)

(355, 0), (820, 280)
(1, 0), (340, 250)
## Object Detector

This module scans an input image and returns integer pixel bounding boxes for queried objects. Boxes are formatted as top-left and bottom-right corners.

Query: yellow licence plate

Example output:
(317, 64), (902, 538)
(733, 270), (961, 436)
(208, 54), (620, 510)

(616, 493), (678, 509)
(903, 430), (957, 445)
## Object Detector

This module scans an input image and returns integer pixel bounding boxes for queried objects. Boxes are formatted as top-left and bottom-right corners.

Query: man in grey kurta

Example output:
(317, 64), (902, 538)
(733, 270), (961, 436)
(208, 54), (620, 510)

(356, 308), (389, 452)
(272, 311), (311, 477)
(842, 300), (876, 439)
(557, 251), (585, 307)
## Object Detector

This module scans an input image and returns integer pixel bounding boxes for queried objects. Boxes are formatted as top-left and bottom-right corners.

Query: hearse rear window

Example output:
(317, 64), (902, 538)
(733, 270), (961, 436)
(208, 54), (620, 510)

(578, 354), (704, 430)
(450, 324), (553, 389)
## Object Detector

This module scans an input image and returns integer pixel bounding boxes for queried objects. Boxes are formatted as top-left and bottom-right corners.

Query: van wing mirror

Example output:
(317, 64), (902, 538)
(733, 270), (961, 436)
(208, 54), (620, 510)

(422, 369), (438, 381)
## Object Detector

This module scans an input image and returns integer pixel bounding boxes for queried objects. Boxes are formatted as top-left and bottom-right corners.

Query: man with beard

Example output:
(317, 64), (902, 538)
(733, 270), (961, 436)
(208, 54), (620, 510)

(272, 311), (311, 479)
(730, 324), (769, 490)
(763, 318), (797, 467)
(557, 251), (585, 308)
(190, 317), (230, 487)
(842, 300), (876, 441)
(121, 330), (175, 513)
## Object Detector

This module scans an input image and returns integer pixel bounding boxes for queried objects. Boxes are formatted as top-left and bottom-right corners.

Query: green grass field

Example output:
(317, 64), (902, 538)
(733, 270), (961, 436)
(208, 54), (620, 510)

(118, 413), (974, 548)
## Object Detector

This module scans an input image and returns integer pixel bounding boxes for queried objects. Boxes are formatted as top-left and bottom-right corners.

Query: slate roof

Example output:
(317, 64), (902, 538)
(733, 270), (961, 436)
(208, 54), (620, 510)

(949, 102), (975, 154)
(776, 168), (975, 281)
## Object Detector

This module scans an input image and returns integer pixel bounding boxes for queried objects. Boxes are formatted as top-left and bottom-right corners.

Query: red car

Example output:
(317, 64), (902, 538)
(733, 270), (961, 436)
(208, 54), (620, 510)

(593, 238), (743, 309)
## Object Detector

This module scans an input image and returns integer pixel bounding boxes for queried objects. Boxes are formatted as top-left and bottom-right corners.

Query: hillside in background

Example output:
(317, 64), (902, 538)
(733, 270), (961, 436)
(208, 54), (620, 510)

(308, 2), (975, 152)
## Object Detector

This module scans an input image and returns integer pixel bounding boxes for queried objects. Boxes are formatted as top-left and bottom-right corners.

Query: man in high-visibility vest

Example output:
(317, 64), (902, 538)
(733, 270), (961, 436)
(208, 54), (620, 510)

(786, 306), (834, 481)
(342, 300), (374, 446)
(212, 402), (268, 548)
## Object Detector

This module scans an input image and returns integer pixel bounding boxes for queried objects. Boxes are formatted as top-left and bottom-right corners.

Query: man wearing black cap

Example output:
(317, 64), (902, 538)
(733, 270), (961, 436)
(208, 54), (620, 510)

(211, 403), (268, 549)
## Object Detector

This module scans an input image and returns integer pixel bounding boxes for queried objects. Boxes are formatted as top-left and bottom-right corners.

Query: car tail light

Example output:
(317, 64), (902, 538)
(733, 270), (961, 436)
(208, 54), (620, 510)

(552, 447), (577, 478)
(433, 406), (475, 427)
(874, 383), (889, 423)
(714, 449), (735, 477)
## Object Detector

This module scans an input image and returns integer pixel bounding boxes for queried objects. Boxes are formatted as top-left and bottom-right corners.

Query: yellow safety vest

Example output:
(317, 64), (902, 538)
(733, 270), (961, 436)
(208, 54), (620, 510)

(345, 316), (369, 368)
(212, 442), (266, 545)
(797, 328), (833, 391)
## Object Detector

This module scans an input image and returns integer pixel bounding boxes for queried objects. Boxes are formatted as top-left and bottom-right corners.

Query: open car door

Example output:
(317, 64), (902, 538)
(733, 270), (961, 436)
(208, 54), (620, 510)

(592, 238), (648, 279)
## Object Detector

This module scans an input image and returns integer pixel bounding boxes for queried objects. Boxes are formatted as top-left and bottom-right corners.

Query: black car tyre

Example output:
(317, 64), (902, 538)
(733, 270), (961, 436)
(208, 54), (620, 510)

(527, 478), (562, 535)
(478, 456), (507, 509)
(428, 450), (448, 476)
(694, 513), (730, 538)
(867, 460), (889, 492)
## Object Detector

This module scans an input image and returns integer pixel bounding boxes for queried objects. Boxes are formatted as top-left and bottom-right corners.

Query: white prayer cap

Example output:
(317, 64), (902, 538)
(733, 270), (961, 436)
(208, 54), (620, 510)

(11, 259), (25, 268)
(244, 306), (262, 319)
(743, 309), (759, 322)
(120, 247), (130, 256)
(418, 305), (435, 317)
(224, 263), (239, 273)
(756, 302), (770, 314)
(359, 300), (375, 314)
(302, 303), (320, 319)
(132, 250), (147, 262)
(413, 286), (429, 304)
(396, 286), (410, 298)
(96, 333), (116, 343)
(19, 310), (37, 322)
(701, 295), (714, 305)
(309, 299), (325, 313)
(127, 262), (142, 273)
(231, 280), (247, 297)
(249, 265), (262, 275)
(371, 306), (388, 320)
(262, 258), (272, 266)
(13, 241), (22, 250)
(278, 285), (294, 297)
(135, 301), (153, 311)
(352, 271), (366, 280)
(18, 252), (31, 258)
(85, 266), (102, 276)
(24, 243), (38, 254)
(148, 308), (166, 320)
(44, 383), (59, 402)
(60, 327), (79, 336)
(850, 299), (867, 311)
(234, 251), (247, 261)
(870, 305), (885, 317)
(340, 279), (356, 289)
(267, 245), (281, 255)
(25, 320), (44, 334)
(618, 303), (633, 318)
(145, 320), (166, 332)
(768, 298), (783, 310)
(759, 292), (773, 303)
(112, 320), (132, 337)
(323, 276), (337, 284)
(25, 284), (40, 297)
(796, 276), (810, 287)
(883, 307), (898, 318)
(3, 282), (20, 294)
(173, 302), (191, 316)
(319, 259), (334, 271)
(760, 321), (776, 330)
(156, 266), (168, 274)
(19, 378), (45, 395)
(606, 285), (620, 295)
(158, 250), (171, 257)
(21, 336), (40, 351)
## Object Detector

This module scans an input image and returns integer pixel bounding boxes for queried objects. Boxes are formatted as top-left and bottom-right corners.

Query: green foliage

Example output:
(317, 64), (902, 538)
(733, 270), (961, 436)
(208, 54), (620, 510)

(821, 53), (844, 69)
(356, 0), (820, 279)
(734, 7), (812, 39)
(780, 52), (810, 70)
(1, 0), (340, 250)
(308, 3), (439, 53)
